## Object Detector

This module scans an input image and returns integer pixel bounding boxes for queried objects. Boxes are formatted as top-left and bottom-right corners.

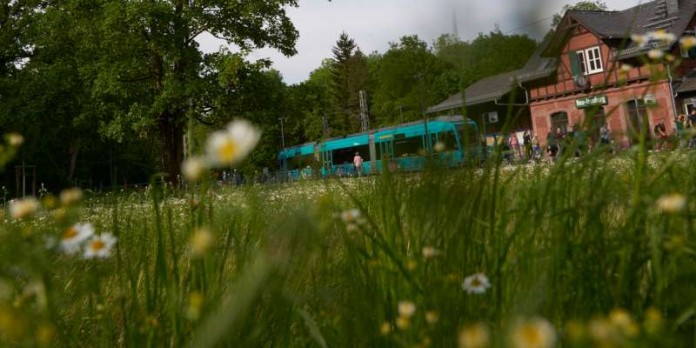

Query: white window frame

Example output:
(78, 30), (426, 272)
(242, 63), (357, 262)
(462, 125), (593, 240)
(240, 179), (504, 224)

(576, 46), (603, 75)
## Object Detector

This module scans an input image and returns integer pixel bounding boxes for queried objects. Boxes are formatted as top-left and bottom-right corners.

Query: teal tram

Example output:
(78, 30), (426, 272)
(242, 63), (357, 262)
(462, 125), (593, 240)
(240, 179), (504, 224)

(278, 115), (482, 179)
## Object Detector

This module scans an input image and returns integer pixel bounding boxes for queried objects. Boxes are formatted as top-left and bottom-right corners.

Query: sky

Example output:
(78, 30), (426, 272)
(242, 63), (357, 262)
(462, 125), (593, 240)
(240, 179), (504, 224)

(196, 0), (645, 85)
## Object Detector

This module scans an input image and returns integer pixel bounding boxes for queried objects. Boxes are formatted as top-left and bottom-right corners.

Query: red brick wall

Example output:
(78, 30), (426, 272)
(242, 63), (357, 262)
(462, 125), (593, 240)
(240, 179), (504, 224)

(532, 80), (675, 148)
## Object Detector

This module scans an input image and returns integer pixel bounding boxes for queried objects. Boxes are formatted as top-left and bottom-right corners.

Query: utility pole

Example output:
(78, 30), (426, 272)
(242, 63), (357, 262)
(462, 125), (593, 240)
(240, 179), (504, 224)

(278, 117), (286, 149)
(359, 90), (370, 132)
(415, 73), (431, 153)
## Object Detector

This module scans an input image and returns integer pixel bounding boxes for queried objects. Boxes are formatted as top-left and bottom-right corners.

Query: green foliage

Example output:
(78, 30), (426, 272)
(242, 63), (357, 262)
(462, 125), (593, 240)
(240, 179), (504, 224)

(2, 149), (696, 346)
(328, 33), (371, 136)
(550, 0), (608, 29)
(434, 31), (538, 89)
(371, 35), (448, 126)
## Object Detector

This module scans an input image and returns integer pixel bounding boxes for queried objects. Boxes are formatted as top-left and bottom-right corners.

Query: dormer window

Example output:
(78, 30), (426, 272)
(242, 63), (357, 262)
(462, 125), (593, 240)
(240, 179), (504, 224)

(570, 46), (603, 76)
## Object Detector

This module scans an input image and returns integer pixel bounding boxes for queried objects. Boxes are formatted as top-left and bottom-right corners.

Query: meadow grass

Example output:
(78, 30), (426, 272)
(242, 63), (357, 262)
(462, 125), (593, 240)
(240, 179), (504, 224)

(1, 148), (696, 347)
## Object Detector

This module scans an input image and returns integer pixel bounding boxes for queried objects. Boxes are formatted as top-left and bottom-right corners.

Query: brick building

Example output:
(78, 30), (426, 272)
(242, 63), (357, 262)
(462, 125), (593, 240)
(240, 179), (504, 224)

(429, 0), (696, 149)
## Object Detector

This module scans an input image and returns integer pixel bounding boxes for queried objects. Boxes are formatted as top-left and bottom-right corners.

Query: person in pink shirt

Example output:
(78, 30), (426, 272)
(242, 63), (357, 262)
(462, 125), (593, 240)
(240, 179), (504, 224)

(353, 152), (364, 176)
(508, 132), (520, 160)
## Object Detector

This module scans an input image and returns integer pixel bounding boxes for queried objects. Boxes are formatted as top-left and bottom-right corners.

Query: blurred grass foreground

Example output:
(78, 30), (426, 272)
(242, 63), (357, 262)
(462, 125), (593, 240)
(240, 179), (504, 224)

(2, 131), (696, 347)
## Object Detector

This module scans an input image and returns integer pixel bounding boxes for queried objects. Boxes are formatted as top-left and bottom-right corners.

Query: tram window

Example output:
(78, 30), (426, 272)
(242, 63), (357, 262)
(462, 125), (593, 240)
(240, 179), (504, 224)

(332, 145), (369, 165)
(287, 154), (314, 170)
(457, 124), (479, 146)
(394, 135), (423, 157)
(432, 131), (458, 151)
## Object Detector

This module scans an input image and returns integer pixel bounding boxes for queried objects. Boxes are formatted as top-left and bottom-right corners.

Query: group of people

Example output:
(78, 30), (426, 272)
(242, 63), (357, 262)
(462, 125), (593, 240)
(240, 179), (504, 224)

(544, 125), (599, 160)
(504, 130), (542, 162)
(503, 126), (599, 163)
(660, 110), (696, 150)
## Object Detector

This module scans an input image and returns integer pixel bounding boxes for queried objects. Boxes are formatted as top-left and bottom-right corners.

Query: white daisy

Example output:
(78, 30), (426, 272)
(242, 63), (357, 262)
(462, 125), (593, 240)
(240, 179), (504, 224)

(656, 193), (686, 214)
(59, 187), (83, 206)
(9, 197), (39, 219)
(83, 233), (118, 259)
(462, 273), (491, 294)
(205, 119), (261, 167)
(181, 156), (207, 182)
(340, 208), (361, 223)
(60, 223), (94, 255)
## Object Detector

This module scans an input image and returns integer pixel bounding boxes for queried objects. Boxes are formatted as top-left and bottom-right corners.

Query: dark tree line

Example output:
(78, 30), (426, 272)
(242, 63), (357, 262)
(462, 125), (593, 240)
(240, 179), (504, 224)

(0, 0), (546, 193)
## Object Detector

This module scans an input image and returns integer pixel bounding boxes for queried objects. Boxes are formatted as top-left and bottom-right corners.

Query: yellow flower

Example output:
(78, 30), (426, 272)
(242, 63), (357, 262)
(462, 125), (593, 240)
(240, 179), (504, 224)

(181, 156), (207, 182)
(511, 317), (556, 348)
(83, 233), (117, 259)
(9, 197), (39, 219)
(185, 291), (204, 321)
(36, 322), (57, 346)
(379, 322), (392, 336)
(422, 246), (441, 258)
(588, 317), (617, 345)
(6, 133), (23, 147)
(643, 307), (663, 334)
(680, 35), (696, 50)
(462, 273), (491, 294)
(398, 301), (416, 318)
(59, 187), (83, 206)
(395, 316), (410, 330)
(458, 322), (489, 348)
(425, 310), (439, 324)
(205, 119), (261, 167)
(609, 308), (638, 337)
(655, 193), (686, 213)
(190, 228), (214, 257)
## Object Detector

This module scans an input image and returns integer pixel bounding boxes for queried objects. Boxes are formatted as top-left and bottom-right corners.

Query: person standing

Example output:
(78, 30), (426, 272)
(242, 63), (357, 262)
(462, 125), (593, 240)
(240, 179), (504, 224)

(675, 114), (686, 148)
(508, 132), (520, 161)
(353, 152), (364, 176)
(523, 130), (532, 161)
(654, 120), (668, 151)
(546, 130), (558, 160)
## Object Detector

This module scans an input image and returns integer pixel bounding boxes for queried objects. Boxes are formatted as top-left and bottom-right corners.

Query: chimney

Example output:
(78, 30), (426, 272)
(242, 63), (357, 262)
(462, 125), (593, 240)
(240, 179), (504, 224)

(666, 0), (679, 16)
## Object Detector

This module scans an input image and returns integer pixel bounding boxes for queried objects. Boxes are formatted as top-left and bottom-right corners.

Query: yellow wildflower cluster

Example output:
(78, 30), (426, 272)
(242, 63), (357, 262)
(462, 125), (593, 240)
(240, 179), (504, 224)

(565, 308), (662, 346)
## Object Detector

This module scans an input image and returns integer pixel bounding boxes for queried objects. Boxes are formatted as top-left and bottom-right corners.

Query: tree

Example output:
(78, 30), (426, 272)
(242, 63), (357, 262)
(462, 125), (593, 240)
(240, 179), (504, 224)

(433, 31), (537, 93)
(329, 33), (371, 136)
(371, 35), (447, 126)
(80, 0), (301, 180)
(550, 1), (607, 29)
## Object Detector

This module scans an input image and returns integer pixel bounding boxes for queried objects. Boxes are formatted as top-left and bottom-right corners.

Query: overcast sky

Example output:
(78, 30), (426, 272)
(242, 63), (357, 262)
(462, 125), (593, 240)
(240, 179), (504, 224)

(196, 0), (644, 85)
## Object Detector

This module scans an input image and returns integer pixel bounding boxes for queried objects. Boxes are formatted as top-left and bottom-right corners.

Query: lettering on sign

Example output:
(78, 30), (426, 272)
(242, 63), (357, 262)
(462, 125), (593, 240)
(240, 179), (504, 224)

(575, 95), (608, 109)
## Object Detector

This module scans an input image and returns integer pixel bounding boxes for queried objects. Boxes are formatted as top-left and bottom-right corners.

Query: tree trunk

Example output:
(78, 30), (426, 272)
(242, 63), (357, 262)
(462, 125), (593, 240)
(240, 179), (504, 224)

(158, 111), (184, 181)
(68, 144), (80, 183)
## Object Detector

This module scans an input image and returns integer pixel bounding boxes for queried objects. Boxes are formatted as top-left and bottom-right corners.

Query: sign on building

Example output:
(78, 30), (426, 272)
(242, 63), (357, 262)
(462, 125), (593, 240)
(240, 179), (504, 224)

(575, 95), (608, 109)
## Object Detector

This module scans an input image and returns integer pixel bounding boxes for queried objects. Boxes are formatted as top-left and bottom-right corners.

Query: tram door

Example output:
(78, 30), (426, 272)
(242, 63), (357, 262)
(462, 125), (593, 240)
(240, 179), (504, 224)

(378, 140), (394, 172)
(320, 150), (333, 176)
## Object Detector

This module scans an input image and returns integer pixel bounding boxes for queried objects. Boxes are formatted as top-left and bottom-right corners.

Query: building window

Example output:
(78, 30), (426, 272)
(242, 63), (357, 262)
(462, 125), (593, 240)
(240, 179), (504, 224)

(550, 112), (569, 134)
(570, 46), (603, 76)
(625, 99), (648, 144)
(585, 107), (606, 145)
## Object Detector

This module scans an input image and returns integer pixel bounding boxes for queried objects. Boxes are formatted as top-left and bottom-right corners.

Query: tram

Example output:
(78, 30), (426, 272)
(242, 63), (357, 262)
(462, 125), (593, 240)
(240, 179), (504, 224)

(278, 115), (482, 179)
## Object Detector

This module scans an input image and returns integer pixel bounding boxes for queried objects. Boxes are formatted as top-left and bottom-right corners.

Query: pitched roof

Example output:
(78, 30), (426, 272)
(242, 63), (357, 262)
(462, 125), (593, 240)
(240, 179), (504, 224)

(569, 0), (696, 59)
(676, 69), (696, 93)
(427, 0), (696, 112)
(570, 0), (696, 38)
(427, 44), (556, 113)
